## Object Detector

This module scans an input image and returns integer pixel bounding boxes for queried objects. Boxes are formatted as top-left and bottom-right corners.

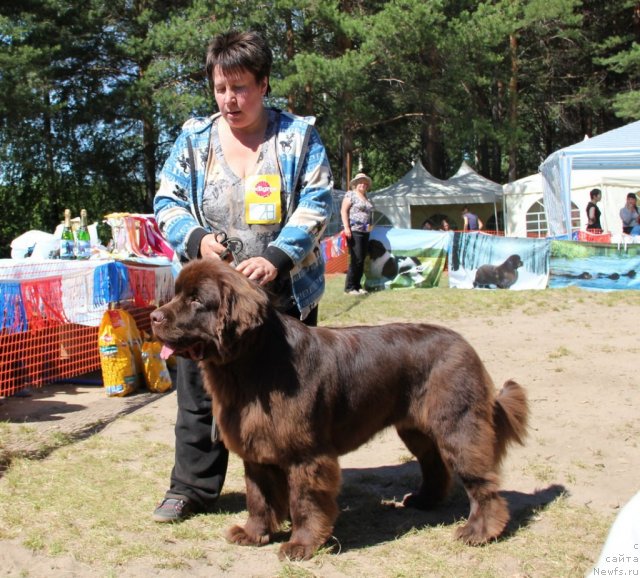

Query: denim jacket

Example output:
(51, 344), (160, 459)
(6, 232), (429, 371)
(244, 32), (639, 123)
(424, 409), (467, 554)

(154, 109), (333, 317)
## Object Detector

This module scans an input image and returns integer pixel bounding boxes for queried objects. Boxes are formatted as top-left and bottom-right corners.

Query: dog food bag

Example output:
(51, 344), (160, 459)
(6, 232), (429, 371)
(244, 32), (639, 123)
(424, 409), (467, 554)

(98, 309), (142, 397)
(141, 334), (173, 393)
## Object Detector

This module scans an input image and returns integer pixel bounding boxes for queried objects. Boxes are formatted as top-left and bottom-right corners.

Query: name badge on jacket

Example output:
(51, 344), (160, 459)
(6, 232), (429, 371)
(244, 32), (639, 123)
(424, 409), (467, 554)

(245, 174), (282, 224)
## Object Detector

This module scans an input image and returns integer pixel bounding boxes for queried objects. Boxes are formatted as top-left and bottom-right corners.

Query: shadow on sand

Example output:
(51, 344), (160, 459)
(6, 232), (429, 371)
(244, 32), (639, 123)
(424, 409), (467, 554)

(215, 460), (566, 554)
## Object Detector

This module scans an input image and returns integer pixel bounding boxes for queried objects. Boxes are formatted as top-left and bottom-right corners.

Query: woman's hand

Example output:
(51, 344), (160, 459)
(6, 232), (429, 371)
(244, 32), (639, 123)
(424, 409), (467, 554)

(199, 233), (232, 262)
(236, 256), (277, 286)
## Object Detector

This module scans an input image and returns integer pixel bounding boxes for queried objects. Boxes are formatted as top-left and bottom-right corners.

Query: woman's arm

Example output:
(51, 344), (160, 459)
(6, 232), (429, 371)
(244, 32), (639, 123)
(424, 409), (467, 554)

(153, 126), (209, 261)
(264, 126), (334, 269)
(341, 194), (353, 239)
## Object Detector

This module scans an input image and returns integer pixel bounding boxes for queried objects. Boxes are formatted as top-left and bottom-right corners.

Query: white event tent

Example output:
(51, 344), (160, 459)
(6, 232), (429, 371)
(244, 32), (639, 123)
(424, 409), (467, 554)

(503, 169), (640, 237)
(370, 160), (502, 229)
(539, 120), (640, 236)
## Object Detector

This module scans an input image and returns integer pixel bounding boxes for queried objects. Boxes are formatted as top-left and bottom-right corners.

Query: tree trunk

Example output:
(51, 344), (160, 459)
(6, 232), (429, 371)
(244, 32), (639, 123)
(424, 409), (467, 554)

(142, 110), (156, 210)
(508, 33), (518, 183)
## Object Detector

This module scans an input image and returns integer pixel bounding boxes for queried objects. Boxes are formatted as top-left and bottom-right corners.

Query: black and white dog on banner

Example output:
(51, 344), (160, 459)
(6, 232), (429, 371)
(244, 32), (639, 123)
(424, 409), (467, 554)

(366, 239), (423, 287)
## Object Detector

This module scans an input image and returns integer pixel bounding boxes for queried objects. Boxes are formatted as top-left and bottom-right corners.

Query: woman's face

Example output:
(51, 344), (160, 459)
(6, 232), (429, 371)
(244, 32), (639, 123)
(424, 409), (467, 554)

(355, 181), (369, 194)
(213, 66), (268, 131)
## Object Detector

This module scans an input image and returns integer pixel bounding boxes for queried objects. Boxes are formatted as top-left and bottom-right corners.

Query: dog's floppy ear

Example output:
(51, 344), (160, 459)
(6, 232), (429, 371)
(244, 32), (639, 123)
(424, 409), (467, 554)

(213, 265), (271, 362)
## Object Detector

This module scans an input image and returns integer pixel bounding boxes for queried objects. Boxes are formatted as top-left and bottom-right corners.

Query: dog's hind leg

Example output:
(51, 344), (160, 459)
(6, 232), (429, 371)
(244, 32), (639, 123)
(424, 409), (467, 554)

(435, 425), (510, 545)
(225, 461), (289, 547)
(278, 455), (341, 561)
(396, 427), (452, 509)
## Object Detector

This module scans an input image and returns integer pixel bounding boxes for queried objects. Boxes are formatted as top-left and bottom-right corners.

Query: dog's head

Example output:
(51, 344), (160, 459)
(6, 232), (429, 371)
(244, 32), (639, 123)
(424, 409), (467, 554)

(367, 239), (389, 260)
(150, 259), (270, 365)
(505, 254), (524, 270)
(367, 239), (399, 279)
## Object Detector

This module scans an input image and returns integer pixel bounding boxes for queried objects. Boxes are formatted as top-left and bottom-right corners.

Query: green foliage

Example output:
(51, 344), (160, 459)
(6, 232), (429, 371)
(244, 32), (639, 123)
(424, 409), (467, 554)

(551, 240), (594, 259)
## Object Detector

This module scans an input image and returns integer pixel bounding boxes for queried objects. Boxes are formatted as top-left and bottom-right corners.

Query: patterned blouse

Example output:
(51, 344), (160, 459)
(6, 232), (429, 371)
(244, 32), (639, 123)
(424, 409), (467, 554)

(346, 190), (374, 232)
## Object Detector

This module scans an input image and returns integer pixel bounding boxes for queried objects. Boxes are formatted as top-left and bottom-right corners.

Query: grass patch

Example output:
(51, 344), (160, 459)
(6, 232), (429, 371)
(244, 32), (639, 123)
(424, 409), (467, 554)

(319, 273), (640, 326)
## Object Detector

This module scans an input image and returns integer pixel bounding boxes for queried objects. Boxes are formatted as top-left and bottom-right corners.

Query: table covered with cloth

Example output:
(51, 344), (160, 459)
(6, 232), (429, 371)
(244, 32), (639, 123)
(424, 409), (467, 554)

(0, 258), (175, 396)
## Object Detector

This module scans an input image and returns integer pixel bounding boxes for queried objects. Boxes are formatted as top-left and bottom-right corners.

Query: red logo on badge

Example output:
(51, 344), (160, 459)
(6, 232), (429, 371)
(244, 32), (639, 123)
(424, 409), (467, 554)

(255, 181), (271, 198)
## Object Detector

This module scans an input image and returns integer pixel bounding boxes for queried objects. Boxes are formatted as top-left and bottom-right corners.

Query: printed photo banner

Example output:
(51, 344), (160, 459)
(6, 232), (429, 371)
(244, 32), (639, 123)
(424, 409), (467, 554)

(364, 226), (450, 291)
(448, 233), (551, 290)
(549, 240), (640, 290)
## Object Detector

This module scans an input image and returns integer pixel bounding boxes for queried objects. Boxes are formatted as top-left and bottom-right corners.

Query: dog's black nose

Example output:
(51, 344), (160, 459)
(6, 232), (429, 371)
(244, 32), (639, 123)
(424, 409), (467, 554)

(150, 309), (165, 325)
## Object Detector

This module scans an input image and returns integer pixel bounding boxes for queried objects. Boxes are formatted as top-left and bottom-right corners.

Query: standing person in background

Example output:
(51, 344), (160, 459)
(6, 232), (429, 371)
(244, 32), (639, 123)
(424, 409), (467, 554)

(586, 188), (603, 233)
(151, 29), (333, 523)
(619, 192), (640, 235)
(462, 206), (483, 231)
(341, 172), (374, 295)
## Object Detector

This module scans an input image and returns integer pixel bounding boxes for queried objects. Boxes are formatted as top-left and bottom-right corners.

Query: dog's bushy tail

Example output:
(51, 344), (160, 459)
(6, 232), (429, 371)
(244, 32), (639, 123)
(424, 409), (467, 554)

(493, 379), (529, 466)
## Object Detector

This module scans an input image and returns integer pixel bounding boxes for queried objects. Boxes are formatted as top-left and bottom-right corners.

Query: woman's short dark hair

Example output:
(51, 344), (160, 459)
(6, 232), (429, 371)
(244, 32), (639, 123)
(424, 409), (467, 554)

(205, 30), (272, 96)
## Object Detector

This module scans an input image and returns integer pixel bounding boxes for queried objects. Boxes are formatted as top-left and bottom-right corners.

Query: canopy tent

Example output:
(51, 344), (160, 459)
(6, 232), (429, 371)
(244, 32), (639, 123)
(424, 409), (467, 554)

(503, 169), (640, 237)
(449, 161), (504, 199)
(449, 161), (503, 228)
(370, 160), (501, 229)
(540, 120), (640, 236)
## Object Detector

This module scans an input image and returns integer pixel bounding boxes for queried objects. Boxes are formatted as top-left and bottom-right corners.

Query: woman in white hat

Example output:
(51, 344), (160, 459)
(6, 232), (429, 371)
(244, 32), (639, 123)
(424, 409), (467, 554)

(341, 172), (374, 295)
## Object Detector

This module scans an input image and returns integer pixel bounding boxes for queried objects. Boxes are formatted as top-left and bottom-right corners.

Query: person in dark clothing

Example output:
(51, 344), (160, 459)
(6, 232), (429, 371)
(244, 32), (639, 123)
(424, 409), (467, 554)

(586, 188), (603, 233)
(341, 172), (374, 295)
(151, 30), (333, 522)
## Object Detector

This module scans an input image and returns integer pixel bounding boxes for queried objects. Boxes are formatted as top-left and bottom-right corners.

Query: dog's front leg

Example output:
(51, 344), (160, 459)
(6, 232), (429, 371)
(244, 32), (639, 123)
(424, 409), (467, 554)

(278, 455), (341, 561)
(225, 461), (289, 547)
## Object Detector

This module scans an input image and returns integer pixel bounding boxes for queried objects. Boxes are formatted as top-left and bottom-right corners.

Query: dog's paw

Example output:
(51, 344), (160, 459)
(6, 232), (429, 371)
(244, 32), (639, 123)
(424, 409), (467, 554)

(225, 524), (270, 546)
(454, 521), (502, 546)
(278, 541), (316, 561)
(455, 523), (491, 545)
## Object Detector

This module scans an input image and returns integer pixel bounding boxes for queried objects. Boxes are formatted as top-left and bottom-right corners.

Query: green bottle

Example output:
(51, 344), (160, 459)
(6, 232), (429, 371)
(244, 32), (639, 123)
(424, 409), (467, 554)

(59, 208), (75, 259)
(76, 208), (91, 259)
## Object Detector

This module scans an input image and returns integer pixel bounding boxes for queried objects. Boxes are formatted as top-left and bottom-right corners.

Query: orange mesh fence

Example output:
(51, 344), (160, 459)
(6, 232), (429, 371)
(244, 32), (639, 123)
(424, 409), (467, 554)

(0, 259), (173, 397)
(325, 253), (348, 274)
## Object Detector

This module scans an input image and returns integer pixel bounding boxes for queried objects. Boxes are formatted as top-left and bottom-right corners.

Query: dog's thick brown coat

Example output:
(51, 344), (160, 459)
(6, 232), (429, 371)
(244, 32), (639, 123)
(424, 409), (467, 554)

(151, 259), (529, 560)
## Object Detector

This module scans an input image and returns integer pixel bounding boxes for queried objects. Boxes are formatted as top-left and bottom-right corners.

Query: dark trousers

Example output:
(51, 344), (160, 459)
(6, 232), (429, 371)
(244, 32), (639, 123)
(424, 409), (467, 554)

(167, 303), (318, 510)
(345, 230), (370, 291)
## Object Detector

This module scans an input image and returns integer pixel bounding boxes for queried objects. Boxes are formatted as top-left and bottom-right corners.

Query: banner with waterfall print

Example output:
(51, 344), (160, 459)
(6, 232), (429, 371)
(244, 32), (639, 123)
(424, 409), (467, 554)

(363, 226), (450, 291)
(448, 233), (550, 290)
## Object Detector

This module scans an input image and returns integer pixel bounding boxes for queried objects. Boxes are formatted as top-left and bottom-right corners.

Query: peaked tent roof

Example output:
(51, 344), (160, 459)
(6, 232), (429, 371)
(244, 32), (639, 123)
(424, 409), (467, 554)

(540, 120), (640, 236)
(372, 160), (501, 203)
(370, 160), (501, 228)
(448, 160), (503, 200)
(371, 160), (452, 202)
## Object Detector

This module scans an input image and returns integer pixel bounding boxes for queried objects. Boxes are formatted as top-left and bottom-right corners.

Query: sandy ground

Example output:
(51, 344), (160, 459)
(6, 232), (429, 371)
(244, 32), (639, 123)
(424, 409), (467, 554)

(0, 293), (639, 576)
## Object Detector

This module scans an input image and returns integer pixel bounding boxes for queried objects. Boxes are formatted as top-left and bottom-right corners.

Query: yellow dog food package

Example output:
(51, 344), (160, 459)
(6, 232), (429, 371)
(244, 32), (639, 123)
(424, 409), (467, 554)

(141, 333), (173, 393)
(98, 309), (143, 397)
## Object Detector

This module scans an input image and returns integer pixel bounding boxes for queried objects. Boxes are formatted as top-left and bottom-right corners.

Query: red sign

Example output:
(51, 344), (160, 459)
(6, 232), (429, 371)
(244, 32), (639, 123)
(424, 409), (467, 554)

(255, 181), (271, 198)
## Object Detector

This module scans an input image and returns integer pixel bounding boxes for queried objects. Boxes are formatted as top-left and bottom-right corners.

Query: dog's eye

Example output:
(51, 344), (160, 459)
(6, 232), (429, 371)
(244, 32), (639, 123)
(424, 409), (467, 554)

(187, 294), (202, 306)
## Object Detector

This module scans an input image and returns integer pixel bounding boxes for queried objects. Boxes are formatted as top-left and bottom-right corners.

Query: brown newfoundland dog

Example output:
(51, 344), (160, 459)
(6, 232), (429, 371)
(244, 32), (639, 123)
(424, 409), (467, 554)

(473, 254), (524, 289)
(150, 259), (528, 561)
